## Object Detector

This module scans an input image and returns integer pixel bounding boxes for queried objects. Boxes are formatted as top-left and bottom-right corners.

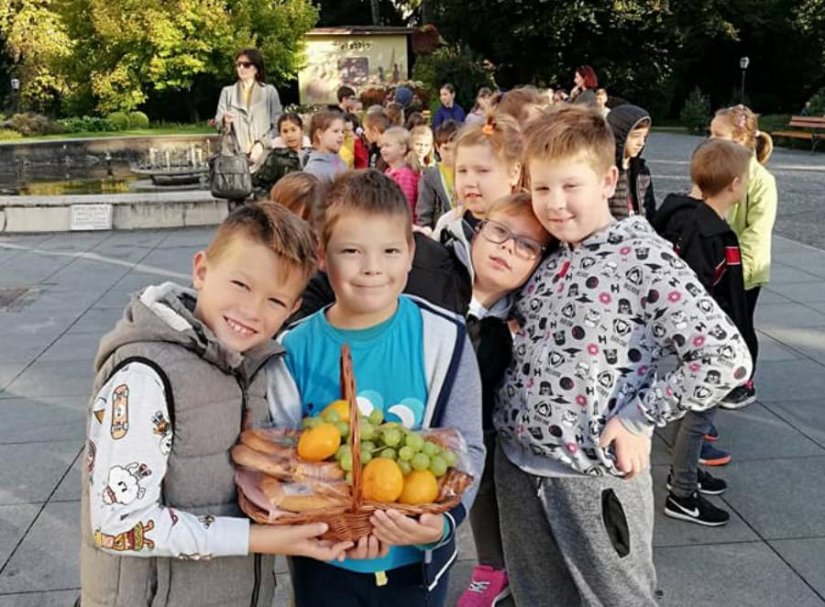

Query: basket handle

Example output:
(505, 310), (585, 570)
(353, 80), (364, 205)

(341, 345), (362, 511)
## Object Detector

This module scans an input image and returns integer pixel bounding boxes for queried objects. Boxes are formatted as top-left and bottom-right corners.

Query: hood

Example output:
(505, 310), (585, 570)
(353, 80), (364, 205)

(651, 193), (699, 234)
(270, 135), (312, 150)
(607, 104), (651, 167)
(94, 282), (282, 377)
(570, 216), (657, 252)
(306, 151), (340, 164)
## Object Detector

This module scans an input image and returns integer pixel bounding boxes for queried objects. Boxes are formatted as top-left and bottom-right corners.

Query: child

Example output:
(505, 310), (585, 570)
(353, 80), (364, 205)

(80, 203), (352, 606)
(386, 101), (405, 127)
(304, 110), (346, 182)
(653, 139), (758, 526)
(607, 104), (656, 221)
(270, 171), (323, 222)
(381, 126), (420, 216)
(252, 112), (311, 194)
(443, 193), (553, 607)
(491, 87), (546, 127)
(494, 106), (752, 606)
(416, 120), (460, 229)
(410, 125), (435, 170)
(595, 88), (610, 118)
(433, 114), (523, 238)
(708, 104), (777, 410)
(465, 87), (494, 127)
(432, 83), (466, 129)
(266, 170), (485, 607)
(340, 112), (359, 169)
(405, 111), (428, 131)
(359, 111), (390, 172)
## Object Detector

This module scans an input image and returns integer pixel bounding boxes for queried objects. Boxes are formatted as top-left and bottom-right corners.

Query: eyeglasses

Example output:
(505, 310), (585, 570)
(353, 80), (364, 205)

(478, 219), (546, 261)
(236, 61), (253, 69)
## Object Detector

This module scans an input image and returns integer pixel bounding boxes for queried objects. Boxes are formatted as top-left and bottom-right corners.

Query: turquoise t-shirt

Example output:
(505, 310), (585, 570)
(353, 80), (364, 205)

(282, 295), (429, 573)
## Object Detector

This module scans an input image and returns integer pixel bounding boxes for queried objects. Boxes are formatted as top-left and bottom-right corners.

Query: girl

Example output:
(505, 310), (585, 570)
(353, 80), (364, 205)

(465, 86), (494, 127)
(410, 125), (435, 170)
(380, 126), (420, 216)
(270, 171), (322, 222)
(571, 65), (598, 106)
(303, 110), (346, 182)
(252, 112), (311, 194)
(415, 120), (460, 230)
(709, 104), (777, 409)
(432, 114), (523, 238)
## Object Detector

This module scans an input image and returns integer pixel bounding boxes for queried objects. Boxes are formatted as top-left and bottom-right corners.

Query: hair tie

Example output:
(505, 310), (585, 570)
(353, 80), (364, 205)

(482, 123), (495, 136)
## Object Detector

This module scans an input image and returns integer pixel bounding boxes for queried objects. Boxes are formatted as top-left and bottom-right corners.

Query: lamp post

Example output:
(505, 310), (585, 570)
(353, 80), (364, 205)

(739, 56), (750, 104)
(10, 78), (20, 114)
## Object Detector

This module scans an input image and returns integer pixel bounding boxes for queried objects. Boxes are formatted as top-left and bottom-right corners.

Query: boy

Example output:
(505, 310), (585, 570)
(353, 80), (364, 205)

(358, 111), (390, 172)
(80, 204), (351, 607)
(266, 170), (485, 606)
(607, 104), (656, 221)
(432, 83), (466, 129)
(653, 139), (758, 526)
(416, 119), (460, 230)
(494, 106), (752, 605)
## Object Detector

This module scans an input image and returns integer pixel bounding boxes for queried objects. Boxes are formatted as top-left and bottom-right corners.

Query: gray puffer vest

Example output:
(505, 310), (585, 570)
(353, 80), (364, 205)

(80, 284), (279, 607)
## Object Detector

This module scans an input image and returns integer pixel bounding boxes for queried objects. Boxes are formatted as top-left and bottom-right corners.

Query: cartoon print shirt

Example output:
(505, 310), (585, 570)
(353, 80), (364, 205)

(494, 217), (753, 477)
(88, 362), (249, 558)
(281, 295), (429, 573)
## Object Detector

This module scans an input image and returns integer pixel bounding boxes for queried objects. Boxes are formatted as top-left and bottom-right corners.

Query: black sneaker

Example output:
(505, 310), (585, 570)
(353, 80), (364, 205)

(664, 491), (730, 527)
(667, 469), (727, 496)
(720, 383), (756, 410)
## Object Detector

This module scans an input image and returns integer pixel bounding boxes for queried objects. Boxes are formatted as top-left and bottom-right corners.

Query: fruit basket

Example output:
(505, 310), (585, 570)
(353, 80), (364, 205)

(234, 344), (474, 542)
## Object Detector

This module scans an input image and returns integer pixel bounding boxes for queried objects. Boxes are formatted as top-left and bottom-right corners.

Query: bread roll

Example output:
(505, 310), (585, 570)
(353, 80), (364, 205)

(232, 444), (345, 481)
(240, 428), (298, 457)
(259, 476), (349, 513)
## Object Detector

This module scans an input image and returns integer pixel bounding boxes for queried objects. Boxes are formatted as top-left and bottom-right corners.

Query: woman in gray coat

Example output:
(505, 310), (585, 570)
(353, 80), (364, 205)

(215, 48), (283, 169)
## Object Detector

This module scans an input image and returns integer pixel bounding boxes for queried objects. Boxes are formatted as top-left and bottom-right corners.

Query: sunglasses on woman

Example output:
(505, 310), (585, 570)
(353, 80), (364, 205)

(236, 61), (254, 69)
(477, 219), (546, 261)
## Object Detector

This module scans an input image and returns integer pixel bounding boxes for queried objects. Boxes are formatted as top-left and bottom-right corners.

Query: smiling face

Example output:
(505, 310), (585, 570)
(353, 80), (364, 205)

(320, 211), (414, 329)
(279, 120), (303, 151)
(192, 235), (304, 353)
(529, 156), (617, 247)
(317, 118), (345, 153)
(454, 142), (521, 218)
(412, 133), (433, 163)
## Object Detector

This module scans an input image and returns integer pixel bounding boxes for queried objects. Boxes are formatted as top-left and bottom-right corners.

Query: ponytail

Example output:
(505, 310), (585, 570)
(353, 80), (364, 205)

(755, 131), (773, 165)
(714, 104), (772, 165)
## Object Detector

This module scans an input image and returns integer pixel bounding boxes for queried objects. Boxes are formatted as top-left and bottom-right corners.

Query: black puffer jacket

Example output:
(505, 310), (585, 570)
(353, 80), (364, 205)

(607, 104), (656, 221)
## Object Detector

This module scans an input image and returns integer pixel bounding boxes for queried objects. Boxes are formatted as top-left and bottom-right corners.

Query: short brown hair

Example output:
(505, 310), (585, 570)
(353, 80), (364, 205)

(363, 111), (390, 134)
(314, 170), (412, 248)
(454, 112), (523, 170)
(270, 172), (324, 222)
(486, 191), (537, 222)
(434, 119), (460, 147)
(524, 105), (614, 177)
(493, 87), (547, 126)
(691, 139), (752, 198)
(206, 202), (317, 283)
(309, 110), (343, 147)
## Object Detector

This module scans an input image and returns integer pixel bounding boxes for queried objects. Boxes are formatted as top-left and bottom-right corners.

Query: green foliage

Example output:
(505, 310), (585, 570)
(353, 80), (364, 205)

(128, 111), (150, 129)
(58, 116), (118, 133)
(105, 111), (130, 130)
(680, 88), (711, 135)
(1, 112), (66, 136)
(412, 45), (495, 111)
(0, 128), (23, 140)
(808, 88), (825, 115)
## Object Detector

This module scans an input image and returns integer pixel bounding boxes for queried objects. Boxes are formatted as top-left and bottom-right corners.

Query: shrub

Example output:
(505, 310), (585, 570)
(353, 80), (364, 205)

(412, 45), (496, 112)
(0, 128), (23, 141)
(808, 88), (825, 116)
(1, 113), (66, 136)
(58, 116), (118, 133)
(106, 111), (131, 131)
(128, 111), (150, 129)
(680, 88), (711, 135)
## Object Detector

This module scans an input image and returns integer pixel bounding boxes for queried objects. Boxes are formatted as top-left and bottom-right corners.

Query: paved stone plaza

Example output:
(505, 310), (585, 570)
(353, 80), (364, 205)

(1, 133), (824, 606)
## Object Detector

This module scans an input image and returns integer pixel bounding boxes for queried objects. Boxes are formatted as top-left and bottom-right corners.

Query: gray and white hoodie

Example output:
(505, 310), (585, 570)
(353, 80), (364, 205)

(495, 217), (752, 477)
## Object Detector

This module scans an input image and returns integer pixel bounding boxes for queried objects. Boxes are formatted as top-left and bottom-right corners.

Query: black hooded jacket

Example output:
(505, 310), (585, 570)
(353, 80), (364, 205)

(607, 104), (656, 221)
(652, 193), (758, 358)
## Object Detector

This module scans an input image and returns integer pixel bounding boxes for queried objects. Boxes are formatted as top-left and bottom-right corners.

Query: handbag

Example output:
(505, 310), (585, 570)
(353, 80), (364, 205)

(209, 125), (252, 200)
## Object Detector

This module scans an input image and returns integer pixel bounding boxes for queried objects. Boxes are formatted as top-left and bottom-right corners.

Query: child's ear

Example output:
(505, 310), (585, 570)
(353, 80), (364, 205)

(317, 246), (328, 272)
(508, 161), (523, 189)
(289, 297), (302, 317)
(603, 165), (619, 199)
(192, 251), (208, 289)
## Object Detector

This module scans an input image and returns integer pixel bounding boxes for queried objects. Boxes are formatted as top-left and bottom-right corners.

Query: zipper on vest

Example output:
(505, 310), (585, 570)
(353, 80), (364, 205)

(250, 552), (261, 606)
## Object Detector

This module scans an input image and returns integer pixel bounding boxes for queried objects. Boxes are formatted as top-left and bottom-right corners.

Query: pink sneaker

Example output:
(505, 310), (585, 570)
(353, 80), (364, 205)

(457, 565), (511, 607)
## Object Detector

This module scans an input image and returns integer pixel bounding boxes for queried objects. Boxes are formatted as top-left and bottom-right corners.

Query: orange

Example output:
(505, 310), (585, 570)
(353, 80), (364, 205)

(322, 399), (350, 420)
(297, 423), (341, 461)
(398, 470), (439, 505)
(361, 458), (404, 503)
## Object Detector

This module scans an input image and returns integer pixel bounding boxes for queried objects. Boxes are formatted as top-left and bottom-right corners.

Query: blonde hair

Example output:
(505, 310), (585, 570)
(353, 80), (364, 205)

(713, 105), (773, 165)
(206, 202), (317, 283)
(363, 111), (390, 134)
(410, 125), (435, 169)
(454, 112), (523, 174)
(382, 126), (418, 171)
(309, 110), (343, 149)
(524, 105), (615, 179)
(270, 172), (323, 222)
(691, 139), (752, 198)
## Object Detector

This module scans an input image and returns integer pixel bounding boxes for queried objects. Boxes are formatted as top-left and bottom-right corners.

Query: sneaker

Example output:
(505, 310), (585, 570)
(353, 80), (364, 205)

(699, 442), (731, 466)
(664, 490), (730, 526)
(457, 565), (511, 607)
(666, 469), (727, 496)
(720, 383), (757, 410)
(704, 423), (719, 442)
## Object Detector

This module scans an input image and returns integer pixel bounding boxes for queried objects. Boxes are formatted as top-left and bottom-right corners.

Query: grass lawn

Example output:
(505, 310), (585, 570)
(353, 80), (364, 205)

(2, 123), (215, 144)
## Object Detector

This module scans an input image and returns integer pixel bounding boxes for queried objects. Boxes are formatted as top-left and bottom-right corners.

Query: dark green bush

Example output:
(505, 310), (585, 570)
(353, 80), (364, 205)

(128, 111), (150, 129)
(808, 88), (825, 116)
(680, 88), (711, 135)
(106, 111), (131, 131)
(58, 116), (118, 133)
(412, 45), (496, 112)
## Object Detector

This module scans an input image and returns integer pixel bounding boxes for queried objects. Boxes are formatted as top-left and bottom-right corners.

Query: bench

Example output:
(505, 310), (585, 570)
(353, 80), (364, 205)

(771, 115), (825, 153)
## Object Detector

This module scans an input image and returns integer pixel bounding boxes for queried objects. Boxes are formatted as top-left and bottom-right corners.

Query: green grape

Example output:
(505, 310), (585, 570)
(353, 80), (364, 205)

(340, 452), (353, 472)
(301, 417), (314, 430)
(422, 442), (441, 457)
(429, 455), (448, 477)
(335, 445), (351, 461)
(323, 410), (341, 424)
(411, 453), (430, 471)
(398, 460), (412, 475)
(361, 440), (377, 453)
(360, 448), (373, 464)
(380, 448), (397, 460)
(441, 450), (457, 467)
(368, 409), (384, 425)
(336, 421), (350, 438)
(307, 416), (323, 429)
(404, 432), (424, 452)
(382, 428), (402, 448)
(359, 421), (376, 441)
(398, 446), (415, 461)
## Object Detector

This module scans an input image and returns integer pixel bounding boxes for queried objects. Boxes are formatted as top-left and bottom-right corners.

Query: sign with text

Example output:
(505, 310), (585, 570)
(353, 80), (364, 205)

(70, 204), (113, 231)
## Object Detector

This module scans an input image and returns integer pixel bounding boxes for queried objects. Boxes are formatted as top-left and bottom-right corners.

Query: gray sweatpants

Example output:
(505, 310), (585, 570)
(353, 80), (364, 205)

(494, 445), (658, 607)
(670, 406), (718, 498)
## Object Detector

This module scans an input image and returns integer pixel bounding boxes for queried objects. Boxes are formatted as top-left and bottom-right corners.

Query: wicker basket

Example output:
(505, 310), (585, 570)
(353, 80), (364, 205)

(237, 344), (473, 542)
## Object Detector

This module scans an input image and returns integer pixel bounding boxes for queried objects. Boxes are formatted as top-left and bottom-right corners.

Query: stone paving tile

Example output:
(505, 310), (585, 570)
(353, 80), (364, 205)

(753, 360), (825, 402)
(756, 288), (797, 305)
(65, 307), (128, 335)
(0, 590), (80, 606)
(0, 396), (86, 445)
(0, 442), (79, 505)
(3, 360), (93, 400)
(0, 365), (25, 391)
(770, 538), (825, 599)
(772, 255), (825, 279)
(771, 282), (825, 303)
(756, 333), (805, 362)
(0, 500), (80, 593)
(152, 227), (215, 248)
(37, 332), (102, 364)
(767, 265), (823, 286)
(754, 302), (825, 329)
(51, 458), (81, 503)
(760, 326), (825, 364)
(763, 399), (825, 450)
(654, 542), (825, 607)
(0, 503), (41, 573)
